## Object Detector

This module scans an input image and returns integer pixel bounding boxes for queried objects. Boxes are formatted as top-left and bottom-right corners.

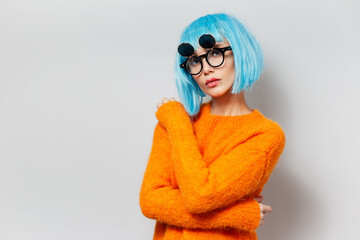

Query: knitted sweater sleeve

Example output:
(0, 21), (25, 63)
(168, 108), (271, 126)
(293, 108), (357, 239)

(139, 122), (261, 232)
(155, 101), (286, 214)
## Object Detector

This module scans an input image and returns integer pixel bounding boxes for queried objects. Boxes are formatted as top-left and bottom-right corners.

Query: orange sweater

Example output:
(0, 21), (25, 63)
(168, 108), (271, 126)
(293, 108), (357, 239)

(139, 100), (286, 240)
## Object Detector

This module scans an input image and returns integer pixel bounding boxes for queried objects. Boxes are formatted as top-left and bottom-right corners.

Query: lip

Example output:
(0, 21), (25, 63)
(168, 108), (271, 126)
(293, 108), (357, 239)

(206, 78), (220, 85)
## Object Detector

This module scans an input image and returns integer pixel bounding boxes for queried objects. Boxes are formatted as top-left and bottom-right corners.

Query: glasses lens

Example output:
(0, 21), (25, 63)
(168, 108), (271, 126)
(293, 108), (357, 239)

(186, 57), (202, 75)
(207, 49), (224, 67)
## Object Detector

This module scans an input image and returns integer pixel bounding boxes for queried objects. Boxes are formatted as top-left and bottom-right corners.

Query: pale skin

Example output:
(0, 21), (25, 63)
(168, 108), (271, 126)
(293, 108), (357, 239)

(157, 38), (272, 226)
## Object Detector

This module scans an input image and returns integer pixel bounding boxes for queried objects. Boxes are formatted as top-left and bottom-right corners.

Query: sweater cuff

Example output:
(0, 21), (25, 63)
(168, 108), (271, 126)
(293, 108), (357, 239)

(155, 101), (192, 131)
(232, 198), (261, 231)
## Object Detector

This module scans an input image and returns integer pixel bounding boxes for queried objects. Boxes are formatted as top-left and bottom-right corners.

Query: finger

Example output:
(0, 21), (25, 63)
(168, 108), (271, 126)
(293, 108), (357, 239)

(162, 97), (169, 104)
(267, 205), (272, 212)
(259, 203), (263, 212)
(169, 97), (176, 101)
(157, 103), (162, 109)
(264, 205), (272, 213)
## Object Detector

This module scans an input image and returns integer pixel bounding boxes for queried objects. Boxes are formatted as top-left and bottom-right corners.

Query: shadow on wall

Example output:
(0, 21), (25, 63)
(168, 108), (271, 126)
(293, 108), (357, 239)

(256, 157), (324, 239)
(248, 67), (323, 239)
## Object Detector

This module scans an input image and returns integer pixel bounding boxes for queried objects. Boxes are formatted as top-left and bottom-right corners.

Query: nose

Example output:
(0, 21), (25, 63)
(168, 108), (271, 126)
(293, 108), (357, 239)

(201, 57), (214, 74)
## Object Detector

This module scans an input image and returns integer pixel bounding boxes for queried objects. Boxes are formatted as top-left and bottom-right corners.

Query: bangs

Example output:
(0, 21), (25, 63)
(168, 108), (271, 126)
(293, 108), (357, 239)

(179, 16), (227, 60)
(181, 27), (225, 51)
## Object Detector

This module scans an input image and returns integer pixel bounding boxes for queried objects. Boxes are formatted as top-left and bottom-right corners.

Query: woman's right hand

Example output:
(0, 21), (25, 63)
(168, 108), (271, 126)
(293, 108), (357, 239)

(254, 195), (272, 225)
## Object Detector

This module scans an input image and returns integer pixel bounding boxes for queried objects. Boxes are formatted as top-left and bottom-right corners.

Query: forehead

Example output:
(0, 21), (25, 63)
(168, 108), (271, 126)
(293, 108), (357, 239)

(194, 40), (229, 55)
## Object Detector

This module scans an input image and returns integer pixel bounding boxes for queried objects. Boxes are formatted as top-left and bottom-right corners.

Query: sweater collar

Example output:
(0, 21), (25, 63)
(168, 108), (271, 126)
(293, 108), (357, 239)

(199, 100), (263, 123)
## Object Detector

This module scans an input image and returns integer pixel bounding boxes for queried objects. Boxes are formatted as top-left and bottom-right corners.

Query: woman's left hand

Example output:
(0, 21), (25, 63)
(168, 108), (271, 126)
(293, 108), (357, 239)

(157, 97), (177, 109)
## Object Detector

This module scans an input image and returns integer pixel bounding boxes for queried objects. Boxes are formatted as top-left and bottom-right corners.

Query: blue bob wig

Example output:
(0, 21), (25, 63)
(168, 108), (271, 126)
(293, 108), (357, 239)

(174, 13), (264, 117)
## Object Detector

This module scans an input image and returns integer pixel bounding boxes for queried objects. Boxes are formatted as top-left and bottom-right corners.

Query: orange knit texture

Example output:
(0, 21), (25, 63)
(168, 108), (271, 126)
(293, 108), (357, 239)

(139, 100), (286, 240)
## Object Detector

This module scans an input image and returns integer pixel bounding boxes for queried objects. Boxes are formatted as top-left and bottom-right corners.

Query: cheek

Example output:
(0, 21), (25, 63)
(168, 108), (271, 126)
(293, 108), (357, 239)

(224, 59), (235, 77)
(229, 57), (235, 70)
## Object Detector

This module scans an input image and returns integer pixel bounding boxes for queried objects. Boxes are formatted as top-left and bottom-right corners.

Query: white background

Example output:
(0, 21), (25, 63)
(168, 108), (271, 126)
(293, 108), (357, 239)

(0, 0), (359, 239)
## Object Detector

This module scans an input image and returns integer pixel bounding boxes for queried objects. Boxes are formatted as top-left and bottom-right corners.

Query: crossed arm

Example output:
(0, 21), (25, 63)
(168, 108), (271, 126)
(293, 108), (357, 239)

(139, 122), (261, 232)
(154, 101), (286, 214)
(139, 100), (285, 232)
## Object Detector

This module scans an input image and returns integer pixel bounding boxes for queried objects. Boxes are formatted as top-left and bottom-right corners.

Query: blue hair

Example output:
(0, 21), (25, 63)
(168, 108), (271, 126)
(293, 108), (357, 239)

(174, 13), (264, 117)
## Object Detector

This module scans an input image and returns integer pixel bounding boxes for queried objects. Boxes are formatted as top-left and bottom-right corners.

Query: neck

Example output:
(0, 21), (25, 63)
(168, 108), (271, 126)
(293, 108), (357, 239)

(210, 91), (252, 116)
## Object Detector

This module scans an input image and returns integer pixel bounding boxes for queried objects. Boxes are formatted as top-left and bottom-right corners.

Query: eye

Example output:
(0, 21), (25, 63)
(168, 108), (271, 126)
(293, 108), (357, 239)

(188, 57), (200, 66)
(211, 49), (222, 56)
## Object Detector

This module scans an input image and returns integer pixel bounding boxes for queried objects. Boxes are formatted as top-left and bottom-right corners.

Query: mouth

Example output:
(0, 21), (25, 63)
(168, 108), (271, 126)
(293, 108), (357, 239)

(206, 78), (220, 85)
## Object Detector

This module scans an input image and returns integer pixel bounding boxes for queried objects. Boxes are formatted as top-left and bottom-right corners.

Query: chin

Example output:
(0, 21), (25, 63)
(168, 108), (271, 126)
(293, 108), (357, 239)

(207, 90), (227, 98)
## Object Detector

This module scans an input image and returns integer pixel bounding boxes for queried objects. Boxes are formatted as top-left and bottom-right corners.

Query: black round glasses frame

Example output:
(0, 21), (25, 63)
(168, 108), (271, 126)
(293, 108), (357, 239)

(180, 46), (232, 75)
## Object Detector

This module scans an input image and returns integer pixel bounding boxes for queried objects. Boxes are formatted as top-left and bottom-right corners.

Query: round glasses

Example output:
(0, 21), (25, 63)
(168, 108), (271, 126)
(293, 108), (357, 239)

(180, 46), (232, 75)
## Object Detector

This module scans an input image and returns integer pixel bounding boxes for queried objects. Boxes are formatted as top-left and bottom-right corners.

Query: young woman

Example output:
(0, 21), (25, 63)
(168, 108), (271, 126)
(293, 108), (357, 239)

(139, 13), (286, 240)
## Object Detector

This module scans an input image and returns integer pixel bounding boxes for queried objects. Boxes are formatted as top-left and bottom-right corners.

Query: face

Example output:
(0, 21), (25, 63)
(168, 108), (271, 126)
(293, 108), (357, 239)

(191, 39), (235, 98)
